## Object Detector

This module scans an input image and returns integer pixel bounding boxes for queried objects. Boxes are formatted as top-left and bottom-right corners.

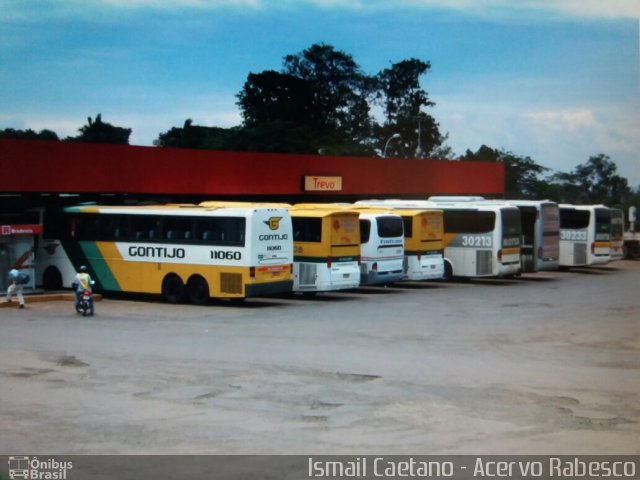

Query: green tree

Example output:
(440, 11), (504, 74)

(282, 43), (373, 144)
(547, 154), (631, 206)
(0, 128), (59, 141)
(374, 59), (443, 158)
(237, 71), (313, 126)
(460, 145), (549, 199)
(162, 43), (442, 157)
(67, 114), (131, 145)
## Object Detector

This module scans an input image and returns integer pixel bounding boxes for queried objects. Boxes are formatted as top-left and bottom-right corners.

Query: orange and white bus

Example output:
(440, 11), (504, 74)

(289, 206), (361, 293)
(36, 203), (294, 303)
(296, 204), (405, 286)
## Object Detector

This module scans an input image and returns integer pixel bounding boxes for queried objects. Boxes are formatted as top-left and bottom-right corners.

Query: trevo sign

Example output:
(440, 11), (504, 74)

(303, 176), (342, 192)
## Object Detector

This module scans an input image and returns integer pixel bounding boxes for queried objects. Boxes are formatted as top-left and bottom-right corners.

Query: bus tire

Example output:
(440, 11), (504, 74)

(162, 274), (185, 304)
(187, 275), (210, 305)
(43, 266), (63, 290)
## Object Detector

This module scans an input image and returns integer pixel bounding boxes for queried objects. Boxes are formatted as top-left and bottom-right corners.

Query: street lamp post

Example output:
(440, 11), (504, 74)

(383, 133), (401, 158)
(415, 116), (423, 158)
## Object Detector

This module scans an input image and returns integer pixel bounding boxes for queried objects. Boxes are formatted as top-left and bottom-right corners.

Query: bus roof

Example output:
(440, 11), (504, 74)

(357, 199), (514, 213)
(64, 204), (289, 217)
(289, 207), (360, 218)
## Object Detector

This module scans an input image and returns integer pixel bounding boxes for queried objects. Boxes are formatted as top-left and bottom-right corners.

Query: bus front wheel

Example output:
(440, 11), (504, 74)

(187, 275), (210, 305)
(162, 274), (185, 304)
(443, 261), (453, 282)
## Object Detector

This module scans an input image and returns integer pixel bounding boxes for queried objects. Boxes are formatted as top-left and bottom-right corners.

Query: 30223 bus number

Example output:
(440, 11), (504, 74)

(461, 235), (492, 247)
(210, 250), (242, 260)
(560, 230), (587, 241)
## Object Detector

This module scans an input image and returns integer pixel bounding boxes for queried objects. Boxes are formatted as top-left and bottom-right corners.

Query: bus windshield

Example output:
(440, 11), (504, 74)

(444, 210), (495, 233)
(377, 216), (403, 238)
(501, 209), (521, 236)
(560, 209), (589, 229)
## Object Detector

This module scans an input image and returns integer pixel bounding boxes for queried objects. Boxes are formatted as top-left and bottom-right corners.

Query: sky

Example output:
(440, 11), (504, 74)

(1, 0), (639, 186)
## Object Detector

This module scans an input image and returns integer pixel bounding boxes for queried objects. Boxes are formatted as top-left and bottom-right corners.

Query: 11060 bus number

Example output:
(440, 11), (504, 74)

(210, 250), (242, 261)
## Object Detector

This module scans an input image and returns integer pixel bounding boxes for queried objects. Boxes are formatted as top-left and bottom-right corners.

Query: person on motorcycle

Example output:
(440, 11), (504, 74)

(72, 265), (95, 314)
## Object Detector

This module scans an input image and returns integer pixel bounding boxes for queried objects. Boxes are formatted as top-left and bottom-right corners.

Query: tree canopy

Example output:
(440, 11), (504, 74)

(160, 43), (444, 157)
(461, 146), (634, 207)
(68, 114), (132, 145)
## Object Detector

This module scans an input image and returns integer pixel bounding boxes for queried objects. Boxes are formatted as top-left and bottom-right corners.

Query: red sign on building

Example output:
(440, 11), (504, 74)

(1, 224), (43, 236)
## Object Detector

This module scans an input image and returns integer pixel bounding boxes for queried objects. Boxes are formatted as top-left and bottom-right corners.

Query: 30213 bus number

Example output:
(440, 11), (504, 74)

(210, 250), (242, 260)
(461, 235), (492, 247)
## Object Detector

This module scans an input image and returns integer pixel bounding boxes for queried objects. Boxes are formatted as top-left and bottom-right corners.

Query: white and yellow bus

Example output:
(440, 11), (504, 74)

(289, 206), (361, 293)
(36, 204), (294, 303)
(358, 199), (521, 279)
(442, 198), (559, 273)
(201, 202), (364, 292)
(355, 203), (445, 281)
(296, 204), (405, 286)
(428, 196), (559, 273)
(610, 207), (625, 261)
(559, 204), (611, 267)
(507, 200), (560, 272)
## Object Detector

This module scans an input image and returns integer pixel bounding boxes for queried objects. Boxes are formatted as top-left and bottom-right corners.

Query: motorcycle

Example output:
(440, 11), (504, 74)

(73, 278), (96, 316)
(77, 289), (94, 316)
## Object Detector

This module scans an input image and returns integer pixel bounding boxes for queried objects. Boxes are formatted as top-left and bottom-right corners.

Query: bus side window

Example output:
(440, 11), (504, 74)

(360, 219), (371, 243)
(402, 217), (412, 238)
(76, 215), (98, 241)
(293, 217), (321, 243)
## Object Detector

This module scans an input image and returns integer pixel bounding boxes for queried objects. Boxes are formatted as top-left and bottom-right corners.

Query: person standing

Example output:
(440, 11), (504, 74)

(6, 268), (26, 308)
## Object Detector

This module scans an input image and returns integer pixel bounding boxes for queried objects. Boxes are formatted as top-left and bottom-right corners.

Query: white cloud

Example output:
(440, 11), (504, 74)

(523, 108), (597, 132)
(520, 107), (640, 184)
(97, 0), (263, 8)
(3, 0), (638, 19)
(432, 97), (640, 186)
(405, 0), (640, 19)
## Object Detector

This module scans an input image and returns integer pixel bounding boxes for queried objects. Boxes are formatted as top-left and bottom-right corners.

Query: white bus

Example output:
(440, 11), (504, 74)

(352, 208), (405, 285)
(498, 200), (560, 272)
(36, 203), (294, 303)
(610, 207), (624, 261)
(357, 199), (522, 279)
(559, 204), (611, 267)
(429, 197), (560, 272)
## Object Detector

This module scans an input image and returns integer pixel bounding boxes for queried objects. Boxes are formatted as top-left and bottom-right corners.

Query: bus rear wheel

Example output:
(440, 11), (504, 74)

(162, 274), (185, 304)
(187, 275), (210, 305)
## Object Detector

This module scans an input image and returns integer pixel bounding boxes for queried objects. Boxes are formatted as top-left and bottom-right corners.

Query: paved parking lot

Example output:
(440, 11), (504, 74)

(1, 262), (638, 454)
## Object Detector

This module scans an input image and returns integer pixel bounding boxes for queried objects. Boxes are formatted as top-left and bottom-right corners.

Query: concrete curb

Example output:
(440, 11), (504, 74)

(1, 293), (103, 308)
